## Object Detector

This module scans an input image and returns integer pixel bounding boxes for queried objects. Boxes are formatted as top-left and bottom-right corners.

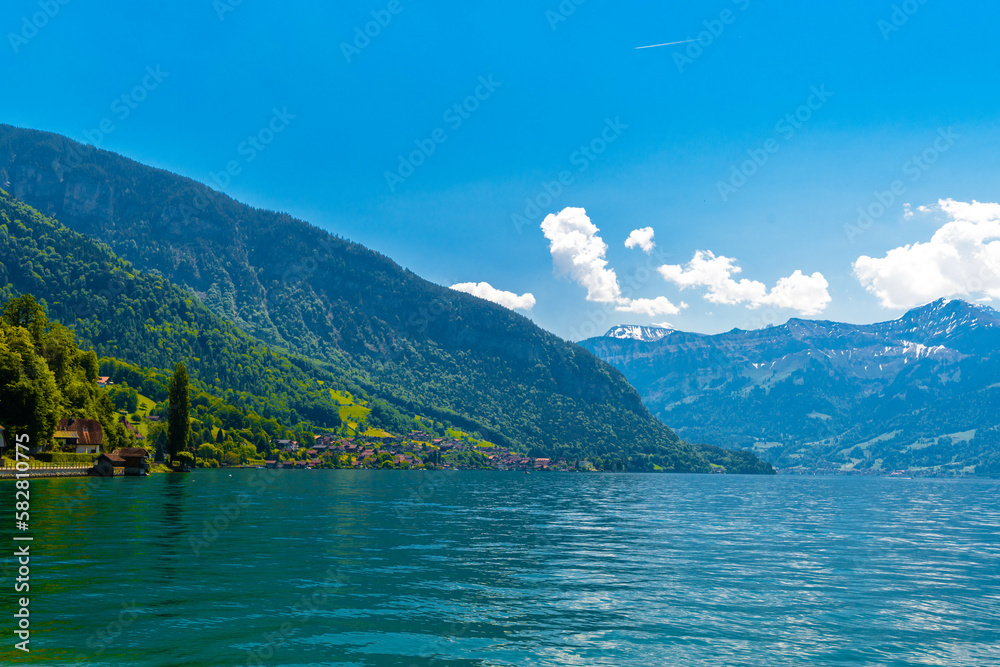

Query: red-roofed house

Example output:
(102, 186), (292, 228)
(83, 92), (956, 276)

(55, 418), (104, 454)
(120, 415), (144, 441)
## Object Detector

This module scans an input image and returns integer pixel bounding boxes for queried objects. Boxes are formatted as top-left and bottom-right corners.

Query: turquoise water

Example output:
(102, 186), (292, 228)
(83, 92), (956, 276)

(3, 471), (999, 666)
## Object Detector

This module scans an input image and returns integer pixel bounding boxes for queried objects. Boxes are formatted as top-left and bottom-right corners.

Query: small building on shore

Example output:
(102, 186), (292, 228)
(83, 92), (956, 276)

(116, 448), (150, 476)
(92, 452), (126, 477)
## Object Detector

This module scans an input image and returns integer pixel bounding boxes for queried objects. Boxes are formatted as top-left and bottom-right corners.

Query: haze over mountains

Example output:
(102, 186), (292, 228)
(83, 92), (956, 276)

(0, 123), (773, 473)
(582, 300), (1000, 475)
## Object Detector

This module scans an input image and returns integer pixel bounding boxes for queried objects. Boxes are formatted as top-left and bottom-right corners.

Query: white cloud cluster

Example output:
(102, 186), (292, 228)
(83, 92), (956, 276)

(659, 250), (830, 316)
(854, 199), (1000, 309)
(540, 207), (622, 303)
(624, 227), (656, 253)
(616, 296), (683, 317)
(540, 207), (684, 317)
(450, 282), (536, 311)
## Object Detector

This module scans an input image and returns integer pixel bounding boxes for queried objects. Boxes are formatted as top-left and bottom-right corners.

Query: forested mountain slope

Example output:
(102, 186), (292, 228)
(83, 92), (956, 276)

(0, 127), (772, 471)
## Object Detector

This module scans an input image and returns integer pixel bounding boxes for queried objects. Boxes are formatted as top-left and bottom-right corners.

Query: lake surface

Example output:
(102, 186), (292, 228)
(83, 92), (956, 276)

(3, 471), (999, 666)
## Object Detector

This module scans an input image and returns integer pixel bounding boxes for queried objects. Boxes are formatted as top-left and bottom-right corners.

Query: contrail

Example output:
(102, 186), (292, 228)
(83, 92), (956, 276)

(635, 39), (698, 50)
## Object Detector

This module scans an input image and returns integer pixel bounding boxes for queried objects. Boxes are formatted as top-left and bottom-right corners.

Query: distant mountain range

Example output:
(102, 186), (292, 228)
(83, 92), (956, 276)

(581, 300), (1000, 476)
(0, 124), (772, 473)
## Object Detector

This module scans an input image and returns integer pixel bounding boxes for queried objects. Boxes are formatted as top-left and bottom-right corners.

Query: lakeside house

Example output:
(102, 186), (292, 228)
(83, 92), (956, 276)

(55, 418), (104, 454)
(91, 448), (149, 476)
(0, 425), (6, 453)
(96, 376), (112, 388)
(92, 452), (125, 476)
(117, 448), (149, 475)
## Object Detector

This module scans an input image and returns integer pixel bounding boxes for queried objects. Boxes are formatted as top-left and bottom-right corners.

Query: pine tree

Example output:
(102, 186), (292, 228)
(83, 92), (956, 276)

(167, 362), (190, 463)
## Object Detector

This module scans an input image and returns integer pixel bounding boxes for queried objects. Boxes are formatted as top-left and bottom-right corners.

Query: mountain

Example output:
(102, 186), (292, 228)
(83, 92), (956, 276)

(0, 124), (772, 472)
(580, 300), (1000, 476)
(0, 189), (360, 430)
(604, 325), (675, 342)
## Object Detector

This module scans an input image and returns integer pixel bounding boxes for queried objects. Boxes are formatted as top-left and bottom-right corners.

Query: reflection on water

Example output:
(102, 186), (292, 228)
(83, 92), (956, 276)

(6, 471), (999, 666)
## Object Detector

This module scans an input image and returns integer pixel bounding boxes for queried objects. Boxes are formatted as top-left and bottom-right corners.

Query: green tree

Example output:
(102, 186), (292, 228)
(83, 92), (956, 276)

(109, 385), (139, 413)
(0, 322), (60, 448)
(197, 442), (223, 465)
(167, 362), (190, 462)
(1, 294), (47, 345)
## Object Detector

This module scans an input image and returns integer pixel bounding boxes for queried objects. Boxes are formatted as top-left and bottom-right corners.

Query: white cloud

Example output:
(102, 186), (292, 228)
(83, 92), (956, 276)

(541, 207), (685, 317)
(658, 250), (767, 304)
(658, 250), (831, 316)
(540, 207), (622, 303)
(615, 296), (684, 317)
(625, 227), (656, 253)
(854, 199), (1000, 309)
(758, 270), (831, 316)
(450, 282), (536, 311)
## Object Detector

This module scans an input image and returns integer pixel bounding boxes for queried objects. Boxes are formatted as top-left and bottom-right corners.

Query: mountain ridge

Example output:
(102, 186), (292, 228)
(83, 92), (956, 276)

(582, 299), (1000, 475)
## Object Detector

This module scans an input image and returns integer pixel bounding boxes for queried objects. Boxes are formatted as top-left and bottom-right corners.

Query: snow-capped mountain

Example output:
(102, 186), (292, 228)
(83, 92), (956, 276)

(582, 300), (1000, 475)
(604, 324), (675, 342)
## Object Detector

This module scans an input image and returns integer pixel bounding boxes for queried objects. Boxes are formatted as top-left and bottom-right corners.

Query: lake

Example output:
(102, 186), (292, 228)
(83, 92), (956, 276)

(4, 471), (999, 666)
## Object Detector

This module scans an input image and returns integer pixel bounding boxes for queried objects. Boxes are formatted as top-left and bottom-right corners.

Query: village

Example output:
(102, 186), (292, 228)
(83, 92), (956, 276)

(264, 431), (594, 472)
(1, 362), (603, 478)
(2, 405), (596, 478)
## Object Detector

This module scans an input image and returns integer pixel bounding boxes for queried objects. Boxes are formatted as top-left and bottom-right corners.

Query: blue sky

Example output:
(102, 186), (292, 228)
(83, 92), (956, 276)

(3, 0), (1000, 339)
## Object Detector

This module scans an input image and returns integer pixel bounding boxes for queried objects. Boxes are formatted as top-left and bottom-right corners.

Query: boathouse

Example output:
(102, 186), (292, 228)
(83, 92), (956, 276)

(92, 453), (126, 477)
(116, 448), (150, 476)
